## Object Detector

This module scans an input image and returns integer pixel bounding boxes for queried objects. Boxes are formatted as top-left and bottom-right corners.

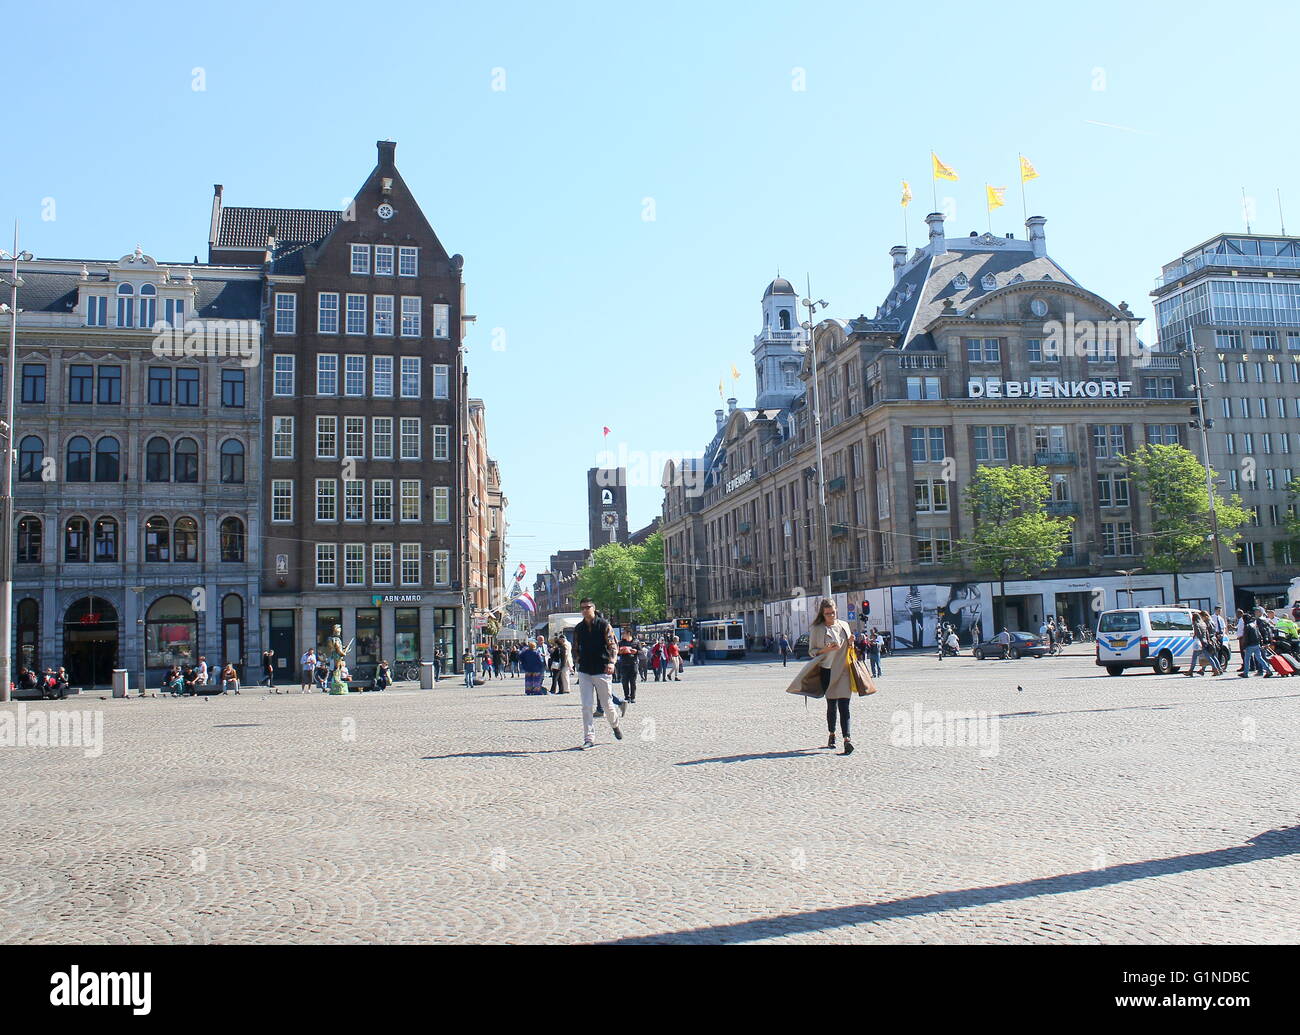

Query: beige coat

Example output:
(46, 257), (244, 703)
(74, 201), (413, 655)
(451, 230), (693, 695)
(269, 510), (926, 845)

(785, 619), (855, 700)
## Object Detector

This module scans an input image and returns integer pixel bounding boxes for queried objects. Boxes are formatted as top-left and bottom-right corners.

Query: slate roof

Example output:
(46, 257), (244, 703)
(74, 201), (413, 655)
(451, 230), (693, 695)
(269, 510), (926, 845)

(13, 269), (260, 320)
(214, 206), (341, 251)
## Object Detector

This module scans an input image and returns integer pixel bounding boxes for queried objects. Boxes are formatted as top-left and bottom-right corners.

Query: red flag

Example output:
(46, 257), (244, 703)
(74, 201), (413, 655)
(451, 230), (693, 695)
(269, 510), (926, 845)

(602, 426), (611, 437)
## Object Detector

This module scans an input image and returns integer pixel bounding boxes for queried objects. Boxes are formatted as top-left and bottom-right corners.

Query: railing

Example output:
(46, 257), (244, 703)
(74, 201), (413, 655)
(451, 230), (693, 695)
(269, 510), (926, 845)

(830, 524), (849, 538)
(897, 354), (946, 370)
(1140, 355), (1182, 369)
(831, 569), (852, 585)
(1057, 551), (1089, 567)
(1046, 501), (1079, 516)
(1159, 251), (1300, 286)
(1035, 451), (1076, 466)
(827, 476), (846, 493)
(737, 522), (752, 534)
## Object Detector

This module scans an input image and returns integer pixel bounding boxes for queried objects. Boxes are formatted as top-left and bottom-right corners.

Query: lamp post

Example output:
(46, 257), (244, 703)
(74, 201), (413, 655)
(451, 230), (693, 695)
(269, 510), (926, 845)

(795, 281), (832, 601)
(1116, 567), (1143, 608)
(1181, 338), (1229, 615)
(0, 224), (33, 704)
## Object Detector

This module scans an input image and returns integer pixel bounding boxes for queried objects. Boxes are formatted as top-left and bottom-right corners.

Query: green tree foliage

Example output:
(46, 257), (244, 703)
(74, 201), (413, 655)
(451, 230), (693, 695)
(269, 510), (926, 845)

(573, 531), (667, 625)
(1121, 444), (1250, 571)
(961, 465), (1074, 622)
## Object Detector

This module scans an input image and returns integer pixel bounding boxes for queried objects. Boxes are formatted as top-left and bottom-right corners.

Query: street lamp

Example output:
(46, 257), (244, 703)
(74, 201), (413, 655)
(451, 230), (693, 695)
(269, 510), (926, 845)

(794, 280), (832, 600)
(1116, 568), (1144, 608)
(0, 224), (33, 704)
(1179, 338), (1229, 615)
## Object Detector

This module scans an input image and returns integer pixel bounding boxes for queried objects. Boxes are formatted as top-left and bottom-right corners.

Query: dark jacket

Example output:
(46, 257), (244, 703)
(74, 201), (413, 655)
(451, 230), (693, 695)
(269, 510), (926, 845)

(518, 647), (545, 674)
(573, 616), (616, 674)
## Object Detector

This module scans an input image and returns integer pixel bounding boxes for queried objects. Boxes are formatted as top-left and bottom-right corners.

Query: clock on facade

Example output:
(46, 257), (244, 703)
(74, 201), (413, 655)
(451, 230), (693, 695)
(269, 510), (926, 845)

(377, 203), (395, 220)
(601, 512), (618, 528)
(1030, 298), (1048, 317)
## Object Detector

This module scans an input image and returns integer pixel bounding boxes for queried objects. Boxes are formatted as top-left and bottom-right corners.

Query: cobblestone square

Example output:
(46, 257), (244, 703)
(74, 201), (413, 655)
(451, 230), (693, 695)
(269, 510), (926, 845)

(1, 651), (1296, 944)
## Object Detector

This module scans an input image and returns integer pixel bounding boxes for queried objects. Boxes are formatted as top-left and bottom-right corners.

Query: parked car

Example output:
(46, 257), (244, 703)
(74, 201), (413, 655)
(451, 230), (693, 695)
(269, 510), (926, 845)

(972, 632), (1048, 660)
(793, 635), (810, 660)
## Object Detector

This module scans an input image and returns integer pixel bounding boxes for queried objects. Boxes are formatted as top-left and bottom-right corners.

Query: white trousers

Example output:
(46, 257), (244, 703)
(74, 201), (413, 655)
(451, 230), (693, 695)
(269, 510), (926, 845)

(576, 671), (621, 742)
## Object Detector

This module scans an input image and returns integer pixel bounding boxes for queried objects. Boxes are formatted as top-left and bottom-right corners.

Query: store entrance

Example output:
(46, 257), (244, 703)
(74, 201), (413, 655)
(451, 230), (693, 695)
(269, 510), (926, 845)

(64, 597), (119, 687)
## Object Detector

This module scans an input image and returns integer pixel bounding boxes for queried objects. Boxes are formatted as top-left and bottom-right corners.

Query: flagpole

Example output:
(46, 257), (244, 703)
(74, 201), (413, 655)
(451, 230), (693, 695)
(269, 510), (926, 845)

(986, 185), (992, 233)
(1019, 154), (1028, 226)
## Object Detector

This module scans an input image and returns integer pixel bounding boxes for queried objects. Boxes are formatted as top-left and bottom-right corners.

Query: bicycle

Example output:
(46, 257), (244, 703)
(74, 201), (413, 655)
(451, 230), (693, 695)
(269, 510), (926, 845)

(396, 662), (420, 681)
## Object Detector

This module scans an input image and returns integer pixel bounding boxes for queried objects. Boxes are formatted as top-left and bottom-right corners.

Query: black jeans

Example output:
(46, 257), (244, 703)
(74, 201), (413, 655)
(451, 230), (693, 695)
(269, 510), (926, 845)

(820, 668), (852, 737)
(620, 666), (637, 701)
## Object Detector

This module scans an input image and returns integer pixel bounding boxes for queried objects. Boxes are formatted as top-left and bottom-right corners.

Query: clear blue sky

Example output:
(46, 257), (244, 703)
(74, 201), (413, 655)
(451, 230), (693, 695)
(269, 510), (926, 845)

(6, 0), (1298, 583)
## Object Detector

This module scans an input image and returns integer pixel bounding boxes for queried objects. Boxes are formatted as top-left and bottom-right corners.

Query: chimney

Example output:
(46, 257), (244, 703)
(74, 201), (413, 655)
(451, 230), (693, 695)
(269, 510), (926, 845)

(727, 397), (738, 413)
(890, 245), (908, 284)
(1026, 215), (1047, 258)
(715, 408), (725, 430)
(926, 212), (946, 256)
(377, 139), (396, 169)
(208, 184), (224, 251)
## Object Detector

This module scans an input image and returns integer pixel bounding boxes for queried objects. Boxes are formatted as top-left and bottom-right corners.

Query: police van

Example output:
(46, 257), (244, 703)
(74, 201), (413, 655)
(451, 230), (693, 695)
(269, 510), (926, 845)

(1095, 606), (1199, 676)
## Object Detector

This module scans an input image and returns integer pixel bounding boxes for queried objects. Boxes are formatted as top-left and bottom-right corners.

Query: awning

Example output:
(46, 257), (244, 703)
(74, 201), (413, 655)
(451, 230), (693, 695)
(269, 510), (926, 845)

(1239, 584), (1289, 593)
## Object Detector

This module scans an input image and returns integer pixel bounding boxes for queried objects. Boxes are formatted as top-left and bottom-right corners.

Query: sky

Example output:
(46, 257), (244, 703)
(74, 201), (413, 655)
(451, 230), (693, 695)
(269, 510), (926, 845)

(5, 0), (1299, 585)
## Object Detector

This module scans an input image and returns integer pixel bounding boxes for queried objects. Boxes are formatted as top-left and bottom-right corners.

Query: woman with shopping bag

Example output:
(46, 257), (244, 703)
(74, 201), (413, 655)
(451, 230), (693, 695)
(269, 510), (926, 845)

(785, 598), (876, 755)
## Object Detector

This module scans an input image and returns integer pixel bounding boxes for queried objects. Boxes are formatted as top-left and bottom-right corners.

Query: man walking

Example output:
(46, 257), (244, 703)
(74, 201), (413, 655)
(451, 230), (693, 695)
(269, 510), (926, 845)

(572, 598), (625, 749)
(262, 648), (277, 690)
(1240, 608), (1272, 678)
(778, 633), (790, 667)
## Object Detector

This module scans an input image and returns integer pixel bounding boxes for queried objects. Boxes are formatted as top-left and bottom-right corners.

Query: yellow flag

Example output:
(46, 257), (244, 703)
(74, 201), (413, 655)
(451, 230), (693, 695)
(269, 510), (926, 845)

(986, 185), (1007, 211)
(1019, 155), (1038, 183)
(730, 364), (741, 380)
(900, 180), (912, 207)
(931, 152), (958, 182)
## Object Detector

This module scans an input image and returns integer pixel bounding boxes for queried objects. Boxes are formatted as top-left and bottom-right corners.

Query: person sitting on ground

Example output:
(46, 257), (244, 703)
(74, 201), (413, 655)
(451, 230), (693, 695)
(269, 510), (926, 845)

(375, 660), (393, 690)
(221, 661), (240, 695)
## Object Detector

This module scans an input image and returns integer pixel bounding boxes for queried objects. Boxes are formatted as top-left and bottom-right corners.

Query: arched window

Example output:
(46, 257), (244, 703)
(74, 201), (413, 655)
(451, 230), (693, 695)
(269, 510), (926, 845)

(66, 436), (91, 482)
(18, 436), (44, 482)
(146, 595), (198, 672)
(222, 594), (244, 674)
(220, 517), (245, 562)
(94, 436), (120, 482)
(64, 515), (90, 562)
(16, 516), (41, 563)
(93, 516), (118, 563)
(220, 439), (245, 484)
(17, 598), (39, 672)
(139, 283), (157, 327)
(144, 516), (170, 563)
(116, 283), (135, 328)
(174, 516), (199, 562)
(145, 437), (170, 482)
(174, 438), (198, 482)
(778, 309), (792, 330)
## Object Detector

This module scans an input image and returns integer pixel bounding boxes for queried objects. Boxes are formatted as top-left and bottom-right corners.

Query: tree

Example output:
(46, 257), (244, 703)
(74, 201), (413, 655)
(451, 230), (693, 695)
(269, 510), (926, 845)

(961, 465), (1074, 628)
(1121, 444), (1250, 575)
(1281, 478), (1300, 564)
(573, 531), (667, 626)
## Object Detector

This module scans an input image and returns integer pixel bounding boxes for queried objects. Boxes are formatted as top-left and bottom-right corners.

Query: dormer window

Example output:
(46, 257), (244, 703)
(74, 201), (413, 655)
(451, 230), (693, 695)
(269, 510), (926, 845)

(981, 274), (997, 290)
(86, 295), (108, 327)
(139, 283), (157, 327)
(116, 283), (134, 328)
(952, 273), (969, 289)
(1011, 273), (1025, 284)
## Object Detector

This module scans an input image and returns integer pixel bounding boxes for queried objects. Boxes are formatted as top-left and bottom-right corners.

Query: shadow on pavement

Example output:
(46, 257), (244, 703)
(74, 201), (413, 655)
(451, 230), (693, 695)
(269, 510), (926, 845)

(675, 749), (823, 766)
(604, 825), (1300, 944)
(420, 748), (576, 759)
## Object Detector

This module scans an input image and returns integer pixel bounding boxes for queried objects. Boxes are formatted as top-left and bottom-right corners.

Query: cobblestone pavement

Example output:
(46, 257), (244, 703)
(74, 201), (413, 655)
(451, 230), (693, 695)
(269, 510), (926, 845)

(1, 651), (1297, 944)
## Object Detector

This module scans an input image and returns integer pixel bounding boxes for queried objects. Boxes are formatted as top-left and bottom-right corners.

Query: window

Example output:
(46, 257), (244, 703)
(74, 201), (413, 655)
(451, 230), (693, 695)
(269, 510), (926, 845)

(973, 426), (1008, 462)
(433, 425), (450, 461)
(1102, 521), (1135, 556)
(346, 294), (367, 335)
(221, 369), (245, 408)
(18, 436), (43, 482)
(316, 479), (337, 521)
(318, 292), (339, 334)
(351, 244), (370, 275)
(271, 480), (293, 522)
(1216, 330), (1242, 351)
(344, 479), (365, 522)
(433, 303), (450, 339)
(94, 437), (120, 482)
(1267, 470), (1277, 491)
(1251, 332), (1277, 351)
(220, 440), (245, 484)
(372, 417), (393, 459)
(433, 364), (449, 398)
(1237, 362), (1247, 382)
(375, 245), (395, 276)
(1093, 424), (1126, 459)
(1142, 377), (1174, 398)
(274, 293), (297, 334)
(344, 544), (365, 586)
(400, 356), (420, 397)
(1225, 433), (1236, 455)
(139, 284), (156, 327)
(373, 356), (394, 396)
(64, 516), (89, 562)
(93, 517), (118, 563)
(372, 479), (393, 522)
(1218, 361), (1229, 382)
(916, 533), (951, 565)
(1146, 424), (1179, 446)
(144, 437), (169, 481)
(905, 376), (941, 400)
(1234, 541), (1261, 566)
(1263, 433), (1274, 455)
(1284, 434), (1293, 455)
(913, 478), (949, 513)
(433, 486), (450, 523)
(1229, 469), (1239, 491)
(273, 355), (295, 396)
(433, 549), (450, 586)
(401, 543), (421, 586)
(86, 295), (107, 327)
(400, 479), (421, 521)
(401, 296), (421, 337)
(910, 427), (945, 462)
(66, 436), (91, 481)
(116, 284), (134, 328)
(272, 416), (294, 460)
(317, 354), (338, 396)
(1244, 432), (1255, 455)
(174, 438), (198, 482)
(68, 365), (94, 403)
(344, 416), (365, 459)
(316, 544), (338, 586)
(374, 295), (394, 336)
(21, 364), (45, 404)
(164, 297), (184, 328)
(372, 543), (393, 586)
(1255, 362), (1265, 383)
(220, 517), (245, 562)
(16, 516), (41, 564)
(1098, 474), (1130, 508)
(400, 417), (421, 460)
(176, 368), (200, 406)
(966, 337), (1000, 363)
(399, 247), (418, 276)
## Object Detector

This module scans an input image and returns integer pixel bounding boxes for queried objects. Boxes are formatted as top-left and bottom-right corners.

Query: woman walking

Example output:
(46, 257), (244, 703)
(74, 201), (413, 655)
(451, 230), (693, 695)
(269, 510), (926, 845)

(519, 639), (547, 695)
(786, 599), (868, 756)
(616, 632), (639, 703)
(549, 634), (573, 694)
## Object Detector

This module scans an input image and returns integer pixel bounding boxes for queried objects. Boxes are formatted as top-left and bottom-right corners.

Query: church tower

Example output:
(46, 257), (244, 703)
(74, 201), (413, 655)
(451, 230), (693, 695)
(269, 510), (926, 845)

(752, 276), (806, 411)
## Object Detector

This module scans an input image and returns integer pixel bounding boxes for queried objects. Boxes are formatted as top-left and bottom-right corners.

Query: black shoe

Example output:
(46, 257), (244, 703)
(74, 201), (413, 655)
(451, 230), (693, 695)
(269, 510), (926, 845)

(841, 738), (854, 756)
(594, 709), (604, 717)
(613, 725), (623, 740)
(826, 733), (836, 750)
